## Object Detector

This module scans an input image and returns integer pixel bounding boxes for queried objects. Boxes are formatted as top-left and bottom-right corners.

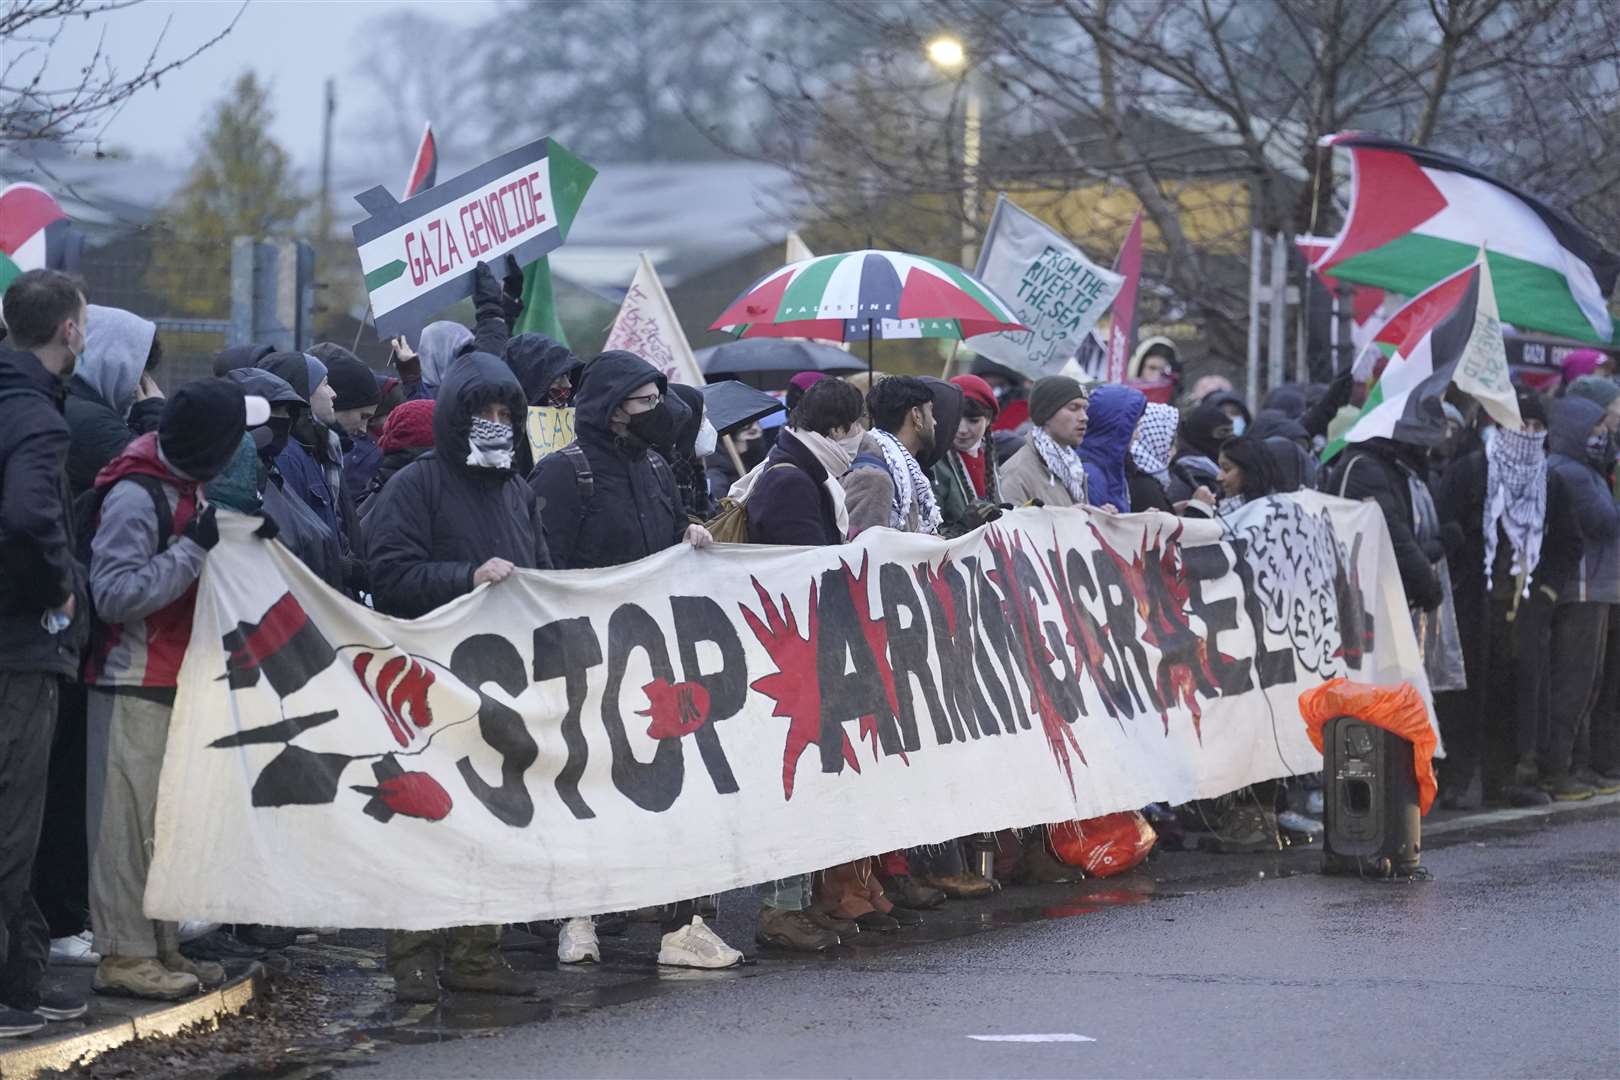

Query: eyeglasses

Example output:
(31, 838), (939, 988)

(623, 392), (663, 409)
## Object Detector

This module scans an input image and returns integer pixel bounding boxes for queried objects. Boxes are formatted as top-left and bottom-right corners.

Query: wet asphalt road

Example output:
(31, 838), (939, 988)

(346, 807), (1620, 1079)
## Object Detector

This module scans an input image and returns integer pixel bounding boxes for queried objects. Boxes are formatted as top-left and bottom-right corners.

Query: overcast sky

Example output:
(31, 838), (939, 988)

(49, 0), (497, 167)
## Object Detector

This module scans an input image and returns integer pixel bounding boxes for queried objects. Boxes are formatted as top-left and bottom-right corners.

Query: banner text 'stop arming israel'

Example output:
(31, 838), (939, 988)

(352, 137), (595, 338)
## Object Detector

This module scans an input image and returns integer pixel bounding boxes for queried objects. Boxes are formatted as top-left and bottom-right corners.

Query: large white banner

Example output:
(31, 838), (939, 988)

(966, 195), (1126, 380)
(147, 495), (1428, 930)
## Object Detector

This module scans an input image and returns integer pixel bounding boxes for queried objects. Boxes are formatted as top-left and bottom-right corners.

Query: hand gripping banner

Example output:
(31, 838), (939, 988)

(146, 496), (1431, 930)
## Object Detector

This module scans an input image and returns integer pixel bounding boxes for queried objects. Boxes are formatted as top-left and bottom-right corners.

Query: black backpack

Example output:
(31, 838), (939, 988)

(72, 474), (175, 572)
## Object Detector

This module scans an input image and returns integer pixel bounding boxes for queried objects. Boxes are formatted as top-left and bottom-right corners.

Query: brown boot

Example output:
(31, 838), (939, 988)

(882, 874), (946, 910)
(916, 870), (996, 899)
(161, 952), (226, 989)
(804, 908), (859, 937)
(755, 907), (839, 952)
(92, 956), (199, 1001)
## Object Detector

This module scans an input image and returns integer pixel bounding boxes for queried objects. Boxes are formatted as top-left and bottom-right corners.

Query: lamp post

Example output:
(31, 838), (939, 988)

(926, 34), (980, 272)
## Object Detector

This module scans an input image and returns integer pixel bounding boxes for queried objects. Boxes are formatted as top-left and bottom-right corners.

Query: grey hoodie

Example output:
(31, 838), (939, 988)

(81, 304), (156, 417)
(418, 320), (474, 392)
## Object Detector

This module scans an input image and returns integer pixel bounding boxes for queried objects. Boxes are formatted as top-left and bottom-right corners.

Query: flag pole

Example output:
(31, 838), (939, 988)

(939, 339), (961, 378)
(722, 433), (745, 477)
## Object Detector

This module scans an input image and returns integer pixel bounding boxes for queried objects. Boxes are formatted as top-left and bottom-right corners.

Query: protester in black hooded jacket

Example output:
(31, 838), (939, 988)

(363, 353), (549, 620)
(662, 383), (715, 520)
(1328, 436), (1443, 610)
(530, 351), (706, 570)
(356, 358), (541, 1005)
(64, 305), (166, 496)
(1167, 401), (1231, 504)
(504, 333), (583, 406)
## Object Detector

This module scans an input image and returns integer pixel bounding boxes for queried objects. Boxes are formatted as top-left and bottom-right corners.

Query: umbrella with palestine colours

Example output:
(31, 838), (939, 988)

(709, 248), (1025, 377)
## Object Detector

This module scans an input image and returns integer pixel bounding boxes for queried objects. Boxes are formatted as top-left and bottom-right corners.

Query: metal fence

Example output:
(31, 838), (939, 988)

(78, 231), (315, 389)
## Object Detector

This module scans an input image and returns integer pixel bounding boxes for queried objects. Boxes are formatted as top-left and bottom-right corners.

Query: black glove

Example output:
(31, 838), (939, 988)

(254, 513), (280, 541)
(501, 253), (526, 324)
(185, 504), (219, 550)
(472, 261), (502, 311)
(966, 501), (1004, 528)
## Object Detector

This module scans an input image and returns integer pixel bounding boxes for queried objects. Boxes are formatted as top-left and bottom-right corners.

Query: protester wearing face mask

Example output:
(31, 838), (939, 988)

(530, 350), (713, 571)
(360, 352), (546, 1003)
(528, 350), (738, 970)
(661, 383), (717, 520)
(1539, 396), (1620, 799)
(222, 367), (345, 589)
(0, 271), (96, 1033)
(65, 305), (166, 497)
(84, 380), (268, 1002)
(503, 332), (583, 407)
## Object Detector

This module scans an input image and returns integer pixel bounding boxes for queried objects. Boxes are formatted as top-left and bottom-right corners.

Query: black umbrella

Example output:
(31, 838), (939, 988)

(696, 339), (865, 386)
(700, 380), (786, 437)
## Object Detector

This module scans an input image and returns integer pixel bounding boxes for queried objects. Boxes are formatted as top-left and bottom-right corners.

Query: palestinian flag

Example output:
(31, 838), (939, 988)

(1313, 133), (1619, 345)
(402, 123), (438, 199)
(1325, 250), (1520, 461)
(513, 146), (596, 346)
(0, 183), (69, 293)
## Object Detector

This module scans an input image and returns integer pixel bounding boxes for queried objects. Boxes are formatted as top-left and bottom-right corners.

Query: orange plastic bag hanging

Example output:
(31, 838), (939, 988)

(1298, 678), (1438, 814)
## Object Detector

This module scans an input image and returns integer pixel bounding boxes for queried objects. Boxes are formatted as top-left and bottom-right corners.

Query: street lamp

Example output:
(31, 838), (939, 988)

(925, 34), (980, 273)
(926, 34), (966, 69)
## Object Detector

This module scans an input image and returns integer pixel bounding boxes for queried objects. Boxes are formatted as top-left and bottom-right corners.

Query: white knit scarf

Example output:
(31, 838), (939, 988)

(1032, 428), (1087, 505)
(794, 429), (853, 537)
(870, 429), (942, 534)
(1483, 426), (1547, 585)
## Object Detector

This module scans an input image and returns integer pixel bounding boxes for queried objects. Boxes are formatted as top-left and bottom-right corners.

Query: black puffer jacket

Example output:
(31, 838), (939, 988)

(362, 353), (549, 618)
(1329, 439), (1442, 610)
(529, 350), (684, 569)
(0, 345), (87, 675)
(505, 333), (584, 406)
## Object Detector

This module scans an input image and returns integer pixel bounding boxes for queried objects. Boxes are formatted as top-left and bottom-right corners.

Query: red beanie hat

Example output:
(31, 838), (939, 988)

(950, 373), (999, 416)
(378, 399), (436, 453)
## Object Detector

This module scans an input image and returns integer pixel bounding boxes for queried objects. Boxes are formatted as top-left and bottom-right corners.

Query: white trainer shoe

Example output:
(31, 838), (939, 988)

(49, 931), (100, 966)
(557, 917), (600, 964)
(657, 916), (743, 969)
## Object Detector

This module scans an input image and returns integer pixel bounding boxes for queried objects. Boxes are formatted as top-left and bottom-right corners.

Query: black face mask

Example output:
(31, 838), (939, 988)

(623, 401), (678, 450)
(261, 416), (292, 461)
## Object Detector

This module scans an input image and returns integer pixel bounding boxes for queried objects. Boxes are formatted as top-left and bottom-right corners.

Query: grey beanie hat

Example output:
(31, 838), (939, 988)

(1029, 375), (1087, 427)
(1567, 375), (1620, 410)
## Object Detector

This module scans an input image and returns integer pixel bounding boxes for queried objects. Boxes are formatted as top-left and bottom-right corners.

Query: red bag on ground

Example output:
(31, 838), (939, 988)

(1297, 677), (1438, 814)
(1049, 812), (1156, 877)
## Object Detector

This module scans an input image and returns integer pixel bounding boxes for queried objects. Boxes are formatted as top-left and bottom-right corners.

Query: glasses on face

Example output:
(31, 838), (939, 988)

(623, 392), (663, 411)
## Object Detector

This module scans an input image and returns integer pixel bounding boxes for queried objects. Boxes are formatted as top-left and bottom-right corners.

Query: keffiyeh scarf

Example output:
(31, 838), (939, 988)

(870, 429), (942, 534)
(1483, 426), (1547, 585)
(1130, 402), (1178, 486)
(466, 417), (514, 470)
(1032, 428), (1088, 505)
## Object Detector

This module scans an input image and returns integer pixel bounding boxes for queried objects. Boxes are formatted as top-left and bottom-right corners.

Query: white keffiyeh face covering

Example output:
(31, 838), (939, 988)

(1032, 428), (1087, 505)
(1131, 402), (1178, 486)
(1483, 426), (1547, 587)
(870, 429), (942, 534)
(467, 416), (514, 470)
